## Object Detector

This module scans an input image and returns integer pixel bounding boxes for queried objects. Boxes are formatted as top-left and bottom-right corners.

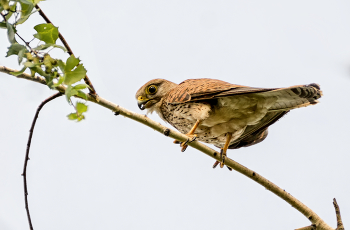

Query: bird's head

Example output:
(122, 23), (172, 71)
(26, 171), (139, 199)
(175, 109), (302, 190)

(135, 79), (177, 112)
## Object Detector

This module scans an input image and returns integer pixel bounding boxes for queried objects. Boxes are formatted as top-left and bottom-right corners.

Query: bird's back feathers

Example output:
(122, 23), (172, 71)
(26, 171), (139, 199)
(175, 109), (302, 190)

(165, 79), (322, 112)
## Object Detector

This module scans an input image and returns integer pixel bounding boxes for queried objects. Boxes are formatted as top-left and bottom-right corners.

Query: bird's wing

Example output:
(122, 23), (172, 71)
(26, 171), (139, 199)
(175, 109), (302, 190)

(165, 79), (273, 103)
(165, 78), (322, 111)
(226, 111), (288, 149)
(165, 78), (276, 103)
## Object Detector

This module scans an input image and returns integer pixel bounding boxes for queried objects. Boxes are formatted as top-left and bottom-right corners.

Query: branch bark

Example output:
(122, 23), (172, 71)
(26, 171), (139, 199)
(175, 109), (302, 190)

(333, 198), (345, 230)
(0, 65), (336, 230)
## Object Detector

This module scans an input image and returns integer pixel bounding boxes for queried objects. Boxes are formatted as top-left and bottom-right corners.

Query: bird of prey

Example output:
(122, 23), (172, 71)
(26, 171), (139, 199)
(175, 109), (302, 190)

(135, 78), (322, 169)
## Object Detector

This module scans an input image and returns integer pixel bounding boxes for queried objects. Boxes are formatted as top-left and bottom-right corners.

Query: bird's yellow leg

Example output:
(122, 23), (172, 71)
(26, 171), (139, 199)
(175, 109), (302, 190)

(213, 132), (232, 169)
(187, 119), (201, 136)
(175, 120), (200, 152)
(220, 132), (232, 168)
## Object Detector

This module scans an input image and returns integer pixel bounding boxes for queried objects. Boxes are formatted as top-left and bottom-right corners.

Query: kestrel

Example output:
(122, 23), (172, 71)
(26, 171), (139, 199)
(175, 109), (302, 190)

(135, 78), (322, 169)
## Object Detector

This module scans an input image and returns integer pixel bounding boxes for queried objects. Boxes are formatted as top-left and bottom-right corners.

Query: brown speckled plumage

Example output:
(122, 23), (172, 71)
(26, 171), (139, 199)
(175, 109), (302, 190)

(135, 78), (322, 149)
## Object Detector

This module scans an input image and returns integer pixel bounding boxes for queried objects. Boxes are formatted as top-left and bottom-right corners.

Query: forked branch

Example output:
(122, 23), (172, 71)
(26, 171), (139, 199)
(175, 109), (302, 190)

(0, 65), (340, 230)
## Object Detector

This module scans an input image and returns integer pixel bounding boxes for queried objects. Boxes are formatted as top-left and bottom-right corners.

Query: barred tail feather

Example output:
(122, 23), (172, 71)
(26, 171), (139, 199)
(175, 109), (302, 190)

(260, 83), (322, 112)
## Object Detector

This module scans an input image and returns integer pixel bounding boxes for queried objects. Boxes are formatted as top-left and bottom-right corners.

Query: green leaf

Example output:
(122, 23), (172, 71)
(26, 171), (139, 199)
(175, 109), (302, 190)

(67, 113), (78, 120)
(0, 0), (10, 10)
(57, 59), (66, 73)
(43, 54), (52, 69)
(45, 71), (57, 88)
(65, 85), (78, 102)
(33, 23), (59, 44)
(52, 75), (64, 87)
(31, 0), (44, 5)
(10, 66), (27, 76)
(24, 62), (47, 77)
(76, 102), (88, 114)
(77, 90), (88, 100)
(64, 64), (87, 85)
(67, 112), (84, 121)
(0, 2), (16, 19)
(5, 3), (17, 20)
(65, 55), (79, 72)
(76, 114), (85, 122)
(19, 0), (33, 4)
(30, 69), (35, 76)
(52, 44), (67, 52)
(6, 43), (27, 57)
(0, 22), (6, 29)
(18, 48), (27, 64)
(33, 43), (51, 50)
(6, 22), (16, 44)
(25, 52), (34, 61)
(73, 84), (87, 90)
(31, 66), (47, 76)
(34, 43), (66, 52)
(16, 1), (34, 24)
(23, 61), (38, 68)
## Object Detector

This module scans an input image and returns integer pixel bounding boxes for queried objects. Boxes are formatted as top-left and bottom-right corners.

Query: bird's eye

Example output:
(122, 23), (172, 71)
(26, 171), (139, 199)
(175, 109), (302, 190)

(146, 85), (157, 95)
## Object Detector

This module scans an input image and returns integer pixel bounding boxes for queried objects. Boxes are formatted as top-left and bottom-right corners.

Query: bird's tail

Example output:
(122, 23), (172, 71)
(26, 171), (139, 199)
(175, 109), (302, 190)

(262, 83), (322, 111)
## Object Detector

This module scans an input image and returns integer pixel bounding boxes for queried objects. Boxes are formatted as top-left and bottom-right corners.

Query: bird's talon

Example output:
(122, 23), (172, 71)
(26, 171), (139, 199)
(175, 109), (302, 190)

(213, 161), (220, 168)
(182, 138), (190, 146)
(220, 151), (226, 168)
(173, 140), (181, 144)
(181, 144), (188, 152)
(182, 134), (197, 146)
(178, 134), (197, 151)
(190, 135), (197, 142)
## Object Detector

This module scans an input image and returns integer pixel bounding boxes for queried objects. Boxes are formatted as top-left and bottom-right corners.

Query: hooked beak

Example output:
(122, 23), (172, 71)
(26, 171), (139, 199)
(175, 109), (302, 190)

(137, 96), (150, 110)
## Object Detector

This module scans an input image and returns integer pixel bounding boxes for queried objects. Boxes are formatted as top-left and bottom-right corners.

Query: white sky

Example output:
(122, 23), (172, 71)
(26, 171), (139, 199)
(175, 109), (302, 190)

(1, 0), (350, 229)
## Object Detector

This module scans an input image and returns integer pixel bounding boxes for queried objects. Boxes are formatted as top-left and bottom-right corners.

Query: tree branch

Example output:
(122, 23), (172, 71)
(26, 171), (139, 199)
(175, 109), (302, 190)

(0, 12), (38, 56)
(0, 65), (336, 230)
(296, 225), (316, 230)
(333, 199), (345, 230)
(22, 92), (63, 230)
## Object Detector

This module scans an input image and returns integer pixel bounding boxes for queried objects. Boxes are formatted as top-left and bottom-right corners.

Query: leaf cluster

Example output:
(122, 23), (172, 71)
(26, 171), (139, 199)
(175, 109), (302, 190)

(67, 102), (88, 121)
(1, 0), (89, 121)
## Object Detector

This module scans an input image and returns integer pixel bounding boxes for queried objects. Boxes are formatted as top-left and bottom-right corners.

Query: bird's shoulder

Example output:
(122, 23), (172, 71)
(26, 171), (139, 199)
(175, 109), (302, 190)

(164, 78), (244, 104)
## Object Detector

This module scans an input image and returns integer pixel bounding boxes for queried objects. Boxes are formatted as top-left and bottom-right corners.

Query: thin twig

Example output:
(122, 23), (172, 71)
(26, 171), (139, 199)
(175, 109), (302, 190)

(15, 32), (37, 54)
(0, 12), (38, 55)
(21, 92), (63, 230)
(333, 199), (345, 230)
(34, 4), (97, 96)
(33, 5), (73, 55)
(1, 12), (8, 21)
(0, 66), (337, 230)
